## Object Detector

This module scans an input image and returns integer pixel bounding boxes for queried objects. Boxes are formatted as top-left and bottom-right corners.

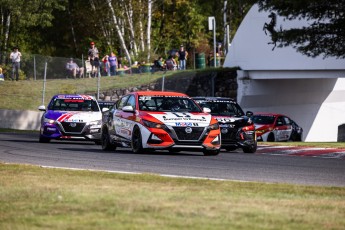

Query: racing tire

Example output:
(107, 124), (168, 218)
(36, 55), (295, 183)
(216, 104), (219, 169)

(242, 142), (257, 153)
(39, 135), (50, 143)
(203, 149), (220, 156)
(267, 133), (275, 142)
(131, 126), (145, 154)
(101, 128), (116, 151)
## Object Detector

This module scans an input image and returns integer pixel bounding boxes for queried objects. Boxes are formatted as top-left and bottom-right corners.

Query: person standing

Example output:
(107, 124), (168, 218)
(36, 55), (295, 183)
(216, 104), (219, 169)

(177, 45), (188, 70)
(101, 54), (110, 76)
(88, 41), (99, 77)
(10, 47), (22, 81)
(108, 52), (118, 76)
(0, 66), (4, 81)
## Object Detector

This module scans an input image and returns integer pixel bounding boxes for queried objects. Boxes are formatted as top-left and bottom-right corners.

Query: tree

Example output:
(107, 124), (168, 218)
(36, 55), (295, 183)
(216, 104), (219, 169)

(0, 0), (67, 62)
(253, 0), (345, 58)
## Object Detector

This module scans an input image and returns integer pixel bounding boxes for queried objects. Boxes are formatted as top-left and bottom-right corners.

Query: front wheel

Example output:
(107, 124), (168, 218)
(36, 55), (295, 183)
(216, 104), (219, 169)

(131, 126), (145, 153)
(101, 128), (116, 151)
(243, 142), (257, 153)
(203, 149), (220, 156)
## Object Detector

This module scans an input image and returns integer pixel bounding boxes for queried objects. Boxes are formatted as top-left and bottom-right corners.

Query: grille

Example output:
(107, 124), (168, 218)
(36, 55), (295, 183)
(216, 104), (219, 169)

(221, 128), (237, 141)
(172, 127), (205, 140)
(61, 122), (86, 133)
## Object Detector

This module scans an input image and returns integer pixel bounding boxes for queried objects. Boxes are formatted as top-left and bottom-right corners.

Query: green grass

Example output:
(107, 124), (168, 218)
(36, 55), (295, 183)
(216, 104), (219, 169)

(0, 72), (167, 111)
(0, 163), (344, 230)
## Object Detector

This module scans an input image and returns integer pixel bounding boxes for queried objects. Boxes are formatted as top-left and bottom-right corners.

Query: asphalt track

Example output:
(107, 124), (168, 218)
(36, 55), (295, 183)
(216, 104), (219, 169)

(0, 132), (344, 187)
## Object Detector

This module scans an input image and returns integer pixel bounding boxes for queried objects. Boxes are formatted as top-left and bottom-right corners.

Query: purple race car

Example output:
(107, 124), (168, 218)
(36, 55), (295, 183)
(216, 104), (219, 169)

(38, 94), (103, 143)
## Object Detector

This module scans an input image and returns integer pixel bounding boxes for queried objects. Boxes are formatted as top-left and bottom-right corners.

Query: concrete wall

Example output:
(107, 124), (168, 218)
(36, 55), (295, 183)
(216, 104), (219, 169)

(0, 109), (42, 131)
(238, 76), (345, 142)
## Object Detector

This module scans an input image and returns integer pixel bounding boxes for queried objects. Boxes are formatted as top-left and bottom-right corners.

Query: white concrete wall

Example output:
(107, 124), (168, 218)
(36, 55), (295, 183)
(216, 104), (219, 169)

(238, 76), (345, 142)
(0, 109), (42, 131)
(223, 4), (345, 142)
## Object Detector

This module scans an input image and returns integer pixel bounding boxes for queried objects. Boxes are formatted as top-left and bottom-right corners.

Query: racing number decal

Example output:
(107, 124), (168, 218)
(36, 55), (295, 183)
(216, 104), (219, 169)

(167, 113), (191, 118)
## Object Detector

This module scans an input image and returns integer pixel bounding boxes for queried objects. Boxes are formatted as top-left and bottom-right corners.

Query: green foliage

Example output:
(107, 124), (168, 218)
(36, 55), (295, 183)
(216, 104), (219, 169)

(0, 0), (251, 62)
(253, 0), (345, 58)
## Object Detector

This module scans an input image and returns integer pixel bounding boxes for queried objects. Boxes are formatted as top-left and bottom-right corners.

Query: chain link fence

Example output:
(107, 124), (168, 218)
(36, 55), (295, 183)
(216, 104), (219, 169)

(1, 53), (89, 80)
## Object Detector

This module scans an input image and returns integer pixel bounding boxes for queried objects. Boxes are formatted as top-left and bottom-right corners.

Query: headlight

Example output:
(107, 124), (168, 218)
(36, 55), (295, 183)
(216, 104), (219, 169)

(142, 119), (165, 129)
(208, 122), (219, 130)
(44, 118), (55, 124)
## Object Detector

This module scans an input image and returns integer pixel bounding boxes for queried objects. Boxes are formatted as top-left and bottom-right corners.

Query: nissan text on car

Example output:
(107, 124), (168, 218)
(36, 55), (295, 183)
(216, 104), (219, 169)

(193, 97), (257, 153)
(38, 94), (103, 143)
(101, 91), (221, 155)
(251, 113), (298, 142)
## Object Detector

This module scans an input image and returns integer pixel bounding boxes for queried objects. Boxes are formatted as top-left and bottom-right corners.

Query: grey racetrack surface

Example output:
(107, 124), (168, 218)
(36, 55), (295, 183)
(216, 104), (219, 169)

(0, 132), (344, 187)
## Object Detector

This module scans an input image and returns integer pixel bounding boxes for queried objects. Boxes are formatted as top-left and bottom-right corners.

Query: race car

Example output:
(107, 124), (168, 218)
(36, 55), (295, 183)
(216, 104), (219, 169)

(98, 100), (115, 111)
(251, 113), (294, 142)
(38, 94), (103, 143)
(101, 91), (221, 156)
(193, 97), (257, 153)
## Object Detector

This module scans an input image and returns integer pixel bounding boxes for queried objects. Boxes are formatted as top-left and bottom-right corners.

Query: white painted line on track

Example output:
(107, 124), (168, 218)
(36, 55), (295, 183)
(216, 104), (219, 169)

(40, 165), (253, 183)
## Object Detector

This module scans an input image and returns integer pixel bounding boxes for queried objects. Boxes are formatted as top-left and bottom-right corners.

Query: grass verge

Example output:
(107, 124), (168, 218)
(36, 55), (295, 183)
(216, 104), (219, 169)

(0, 72), (166, 111)
(1, 163), (344, 229)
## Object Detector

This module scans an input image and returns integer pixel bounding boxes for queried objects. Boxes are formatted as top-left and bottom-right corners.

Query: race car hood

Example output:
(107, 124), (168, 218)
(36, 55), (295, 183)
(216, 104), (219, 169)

(254, 124), (273, 131)
(214, 116), (248, 125)
(144, 111), (212, 127)
(45, 111), (102, 123)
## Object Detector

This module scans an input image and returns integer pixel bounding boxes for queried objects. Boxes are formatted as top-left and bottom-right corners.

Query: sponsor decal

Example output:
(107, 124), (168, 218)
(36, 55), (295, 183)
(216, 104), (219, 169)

(175, 122), (199, 127)
(216, 117), (239, 123)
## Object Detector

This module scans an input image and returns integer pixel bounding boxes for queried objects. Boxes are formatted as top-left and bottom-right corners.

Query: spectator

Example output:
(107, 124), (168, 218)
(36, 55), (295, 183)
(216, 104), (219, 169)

(88, 41), (99, 77)
(108, 52), (118, 76)
(66, 58), (84, 79)
(177, 45), (188, 70)
(157, 57), (166, 69)
(9, 47), (22, 81)
(0, 66), (4, 81)
(165, 55), (177, 70)
(101, 55), (110, 76)
(117, 56), (123, 69)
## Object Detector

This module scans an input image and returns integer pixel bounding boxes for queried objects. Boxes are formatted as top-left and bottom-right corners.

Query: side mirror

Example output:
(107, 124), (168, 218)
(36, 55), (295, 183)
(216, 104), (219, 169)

(38, 105), (46, 111)
(203, 107), (211, 113)
(122, 105), (134, 113)
(246, 111), (253, 117)
(102, 107), (109, 113)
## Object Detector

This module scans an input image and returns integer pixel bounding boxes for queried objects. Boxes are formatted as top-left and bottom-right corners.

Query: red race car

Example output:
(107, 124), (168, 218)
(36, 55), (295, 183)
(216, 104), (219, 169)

(101, 91), (221, 155)
(251, 113), (295, 142)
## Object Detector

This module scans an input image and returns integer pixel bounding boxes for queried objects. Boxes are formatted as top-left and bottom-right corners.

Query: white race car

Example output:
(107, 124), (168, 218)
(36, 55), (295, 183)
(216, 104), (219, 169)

(38, 94), (103, 144)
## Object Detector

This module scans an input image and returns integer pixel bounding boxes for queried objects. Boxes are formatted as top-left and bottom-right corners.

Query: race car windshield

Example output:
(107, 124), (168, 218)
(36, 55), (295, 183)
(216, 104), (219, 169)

(139, 96), (202, 112)
(199, 102), (244, 117)
(251, 115), (275, 124)
(48, 99), (100, 112)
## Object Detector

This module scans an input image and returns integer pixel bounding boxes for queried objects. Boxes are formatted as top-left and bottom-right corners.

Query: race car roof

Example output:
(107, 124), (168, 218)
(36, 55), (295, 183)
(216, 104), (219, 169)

(53, 94), (96, 100)
(192, 96), (236, 102)
(134, 91), (189, 97)
(253, 112), (287, 117)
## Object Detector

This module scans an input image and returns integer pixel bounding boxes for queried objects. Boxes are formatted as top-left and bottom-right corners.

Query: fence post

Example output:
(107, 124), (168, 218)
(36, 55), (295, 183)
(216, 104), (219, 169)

(42, 61), (47, 105)
(34, 55), (37, 81)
